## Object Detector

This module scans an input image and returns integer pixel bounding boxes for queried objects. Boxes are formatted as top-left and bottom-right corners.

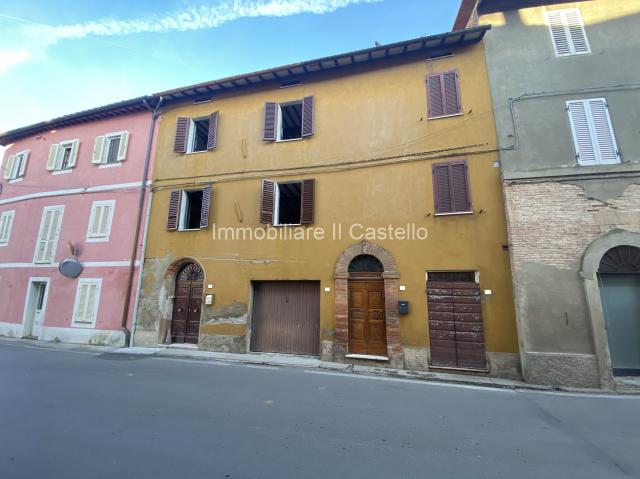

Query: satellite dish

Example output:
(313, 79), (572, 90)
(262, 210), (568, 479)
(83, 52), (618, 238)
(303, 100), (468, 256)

(59, 258), (83, 278)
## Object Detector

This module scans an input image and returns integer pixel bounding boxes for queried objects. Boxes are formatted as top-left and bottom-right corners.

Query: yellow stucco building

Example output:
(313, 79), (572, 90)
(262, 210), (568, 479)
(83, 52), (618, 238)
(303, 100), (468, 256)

(133, 25), (520, 377)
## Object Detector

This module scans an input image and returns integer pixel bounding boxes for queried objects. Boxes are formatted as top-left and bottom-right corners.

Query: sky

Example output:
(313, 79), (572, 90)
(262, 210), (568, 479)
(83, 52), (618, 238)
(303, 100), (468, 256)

(0, 0), (459, 135)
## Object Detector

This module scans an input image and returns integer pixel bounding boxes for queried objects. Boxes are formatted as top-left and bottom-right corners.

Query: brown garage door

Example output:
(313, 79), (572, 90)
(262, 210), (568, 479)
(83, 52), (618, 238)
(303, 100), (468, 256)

(427, 272), (487, 370)
(251, 281), (320, 356)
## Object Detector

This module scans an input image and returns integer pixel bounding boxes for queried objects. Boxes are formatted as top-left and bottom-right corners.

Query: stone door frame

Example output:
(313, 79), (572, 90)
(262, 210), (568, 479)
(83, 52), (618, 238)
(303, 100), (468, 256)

(334, 242), (403, 368)
(581, 229), (640, 390)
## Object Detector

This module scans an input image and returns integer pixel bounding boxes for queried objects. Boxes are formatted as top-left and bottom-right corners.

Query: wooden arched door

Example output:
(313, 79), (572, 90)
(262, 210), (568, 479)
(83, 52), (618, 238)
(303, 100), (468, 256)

(348, 255), (387, 357)
(598, 245), (640, 376)
(171, 262), (204, 344)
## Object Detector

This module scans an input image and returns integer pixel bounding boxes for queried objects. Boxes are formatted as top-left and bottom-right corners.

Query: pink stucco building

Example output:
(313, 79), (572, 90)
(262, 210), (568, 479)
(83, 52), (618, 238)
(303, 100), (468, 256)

(0, 98), (159, 346)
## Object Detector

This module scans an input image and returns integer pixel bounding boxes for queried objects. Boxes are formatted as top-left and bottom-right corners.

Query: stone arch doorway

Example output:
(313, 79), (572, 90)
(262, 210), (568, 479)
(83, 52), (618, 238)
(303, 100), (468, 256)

(334, 242), (403, 368)
(597, 245), (640, 377)
(170, 261), (204, 344)
(581, 230), (640, 388)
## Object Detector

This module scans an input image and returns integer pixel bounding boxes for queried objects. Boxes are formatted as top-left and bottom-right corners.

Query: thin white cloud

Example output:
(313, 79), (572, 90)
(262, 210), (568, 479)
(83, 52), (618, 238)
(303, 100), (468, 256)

(0, 0), (380, 74)
(0, 48), (31, 74)
(31, 0), (382, 42)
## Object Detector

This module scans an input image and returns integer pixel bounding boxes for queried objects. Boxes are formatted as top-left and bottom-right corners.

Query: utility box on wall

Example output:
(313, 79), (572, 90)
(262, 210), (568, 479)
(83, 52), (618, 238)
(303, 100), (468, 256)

(398, 301), (410, 315)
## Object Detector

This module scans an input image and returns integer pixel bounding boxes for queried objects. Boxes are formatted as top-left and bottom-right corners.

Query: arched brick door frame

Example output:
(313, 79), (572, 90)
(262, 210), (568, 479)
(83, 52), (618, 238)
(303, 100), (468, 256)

(334, 242), (403, 368)
(159, 257), (206, 344)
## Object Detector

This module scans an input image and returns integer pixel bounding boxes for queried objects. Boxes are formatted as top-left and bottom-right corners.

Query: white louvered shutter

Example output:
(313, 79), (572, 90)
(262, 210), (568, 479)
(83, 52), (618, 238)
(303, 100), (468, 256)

(117, 132), (129, 161)
(92, 136), (105, 164)
(75, 282), (99, 325)
(546, 9), (590, 56)
(4, 155), (15, 179)
(35, 210), (54, 262)
(567, 99), (620, 166)
(588, 99), (619, 164)
(47, 145), (59, 171)
(567, 101), (597, 165)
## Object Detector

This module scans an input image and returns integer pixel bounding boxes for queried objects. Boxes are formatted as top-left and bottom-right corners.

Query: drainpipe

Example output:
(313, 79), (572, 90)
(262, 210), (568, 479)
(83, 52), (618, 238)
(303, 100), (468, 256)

(120, 95), (163, 346)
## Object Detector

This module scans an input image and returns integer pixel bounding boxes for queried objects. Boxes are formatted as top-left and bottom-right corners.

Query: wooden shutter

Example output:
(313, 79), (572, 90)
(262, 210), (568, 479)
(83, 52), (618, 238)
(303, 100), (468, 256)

(47, 145), (59, 170)
(442, 71), (462, 116)
(450, 162), (471, 212)
(4, 155), (15, 179)
(427, 74), (444, 119)
(263, 102), (277, 141)
(92, 137), (105, 164)
(68, 140), (79, 168)
(300, 178), (315, 224)
(200, 185), (211, 229)
(167, 190), (182, 230)
(432, 163), (452, 213)
(302, 96), (315, 137)
(207, 112), (219, 150)
(433, 161), (471, 214)
(547, 8), (590, 56)
(117, 132), (129, 161)
(35, 207), (63, 263)
(260, 180), (275, 224)
(174, 118), (190, 153)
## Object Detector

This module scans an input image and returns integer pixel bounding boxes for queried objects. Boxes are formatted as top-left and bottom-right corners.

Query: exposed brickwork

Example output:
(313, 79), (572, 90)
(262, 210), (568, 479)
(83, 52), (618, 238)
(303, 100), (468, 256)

(334, 242), (403, 367)
(504, 182), (640, 271)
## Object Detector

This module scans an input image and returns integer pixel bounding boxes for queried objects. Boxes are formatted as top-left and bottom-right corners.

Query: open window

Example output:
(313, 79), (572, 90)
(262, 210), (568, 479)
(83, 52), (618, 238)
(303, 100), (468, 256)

(260, 179), (315, 226)
(3, 150), (29, 180)
(173, 112), (219, 154)
(166, 185), (212, 231)
(46, 141), (79, 172)
(263, 96), (314, 142)
(91, 132), (129, 165)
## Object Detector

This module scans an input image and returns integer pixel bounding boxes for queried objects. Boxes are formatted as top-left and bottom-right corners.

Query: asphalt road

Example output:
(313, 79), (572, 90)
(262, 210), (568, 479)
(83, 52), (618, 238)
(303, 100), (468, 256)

(1, 340), (639, 479)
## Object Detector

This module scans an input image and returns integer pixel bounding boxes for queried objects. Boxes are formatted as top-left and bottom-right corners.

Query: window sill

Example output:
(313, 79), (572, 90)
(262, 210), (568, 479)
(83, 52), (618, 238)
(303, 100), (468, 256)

(273, 223), (302, 227)
(33, 260), (54, 265)
(52, 169), (72, 175)
(428, 112), (464, 120)
(71, 322), (96, 329)
(98, 163), (121, 168)
(0, 242), (8, 247)
(275, 137), (303, 143)
(555, 51), (591, 58)
(434, 211), (474, 217)
(85, 236), (110, 243)
(177, 228), (202, 232)
(8, 178), (23, 183)
(185, 150), (209, 155)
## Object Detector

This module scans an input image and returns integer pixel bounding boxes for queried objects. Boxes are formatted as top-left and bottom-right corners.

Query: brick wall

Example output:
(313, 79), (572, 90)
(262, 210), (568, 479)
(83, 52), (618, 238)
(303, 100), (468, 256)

(504, 182), (640, 271)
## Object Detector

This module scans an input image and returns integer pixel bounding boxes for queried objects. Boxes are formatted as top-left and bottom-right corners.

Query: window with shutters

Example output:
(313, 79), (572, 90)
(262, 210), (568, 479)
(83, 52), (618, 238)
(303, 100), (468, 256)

(545, 8), (590, 57)
(263, 96), (314, 142)
(432, 161), (472, 215)
(86, 200), (115, 242)
(567, 98), (620, 166)
(426, 71), (462, 119)
(0, 210), (15, 246)
(174, 113), (219, 154)
(91, 131), (129, 166)
(46, 141), (78, 173)
(33, 206), (64, 264)
(71, 279), (102, 328)
(260, 179), (315, 226)
(166, 185), (212, 231)
(4, 150), (29, 181)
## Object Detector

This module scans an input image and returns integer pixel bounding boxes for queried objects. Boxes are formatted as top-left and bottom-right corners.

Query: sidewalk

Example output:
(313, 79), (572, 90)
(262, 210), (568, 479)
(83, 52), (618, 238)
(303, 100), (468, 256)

(3, 337), (638, 395)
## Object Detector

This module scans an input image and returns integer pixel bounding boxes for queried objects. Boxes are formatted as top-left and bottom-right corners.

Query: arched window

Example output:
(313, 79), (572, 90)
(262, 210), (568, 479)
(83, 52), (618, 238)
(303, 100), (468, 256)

(598, 246), (640, 274)
(348, 254), (384, 273)
(177, 262), (204, 281)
